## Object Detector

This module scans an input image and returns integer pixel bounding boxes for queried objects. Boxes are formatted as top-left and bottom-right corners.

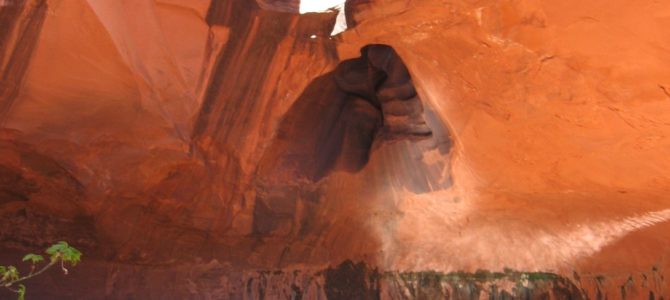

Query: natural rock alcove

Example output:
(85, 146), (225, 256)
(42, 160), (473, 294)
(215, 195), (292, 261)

(258, 44), (433, 182)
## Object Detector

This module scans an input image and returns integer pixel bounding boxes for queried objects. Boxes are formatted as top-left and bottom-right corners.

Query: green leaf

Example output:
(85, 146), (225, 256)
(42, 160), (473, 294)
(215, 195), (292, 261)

(45, 241), (69, 255)
(63, 247), (81, 265)
(7, 266), (19, 281)
(17, 284), (26, 300)
(22, 253), (44, 264)
(0, 265), (6, 274)
(45, 242), (82, 266)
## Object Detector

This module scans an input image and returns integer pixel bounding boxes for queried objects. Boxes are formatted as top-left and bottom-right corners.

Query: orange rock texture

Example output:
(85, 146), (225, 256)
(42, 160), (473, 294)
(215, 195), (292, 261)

(1, 0), (670, 298)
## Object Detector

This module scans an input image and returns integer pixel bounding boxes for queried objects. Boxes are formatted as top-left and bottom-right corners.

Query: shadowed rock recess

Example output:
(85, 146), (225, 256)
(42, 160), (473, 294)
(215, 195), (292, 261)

(258, 44), (432, 183)
(1, 0), (670, 299)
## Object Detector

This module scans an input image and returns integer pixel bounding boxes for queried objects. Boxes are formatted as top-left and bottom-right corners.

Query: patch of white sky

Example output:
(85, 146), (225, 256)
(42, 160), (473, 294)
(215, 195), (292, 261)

(299, 0), (348, 36)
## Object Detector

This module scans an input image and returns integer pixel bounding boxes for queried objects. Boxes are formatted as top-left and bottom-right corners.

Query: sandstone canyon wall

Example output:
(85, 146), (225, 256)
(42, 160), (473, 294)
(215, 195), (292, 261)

(1, 0), (670, 298)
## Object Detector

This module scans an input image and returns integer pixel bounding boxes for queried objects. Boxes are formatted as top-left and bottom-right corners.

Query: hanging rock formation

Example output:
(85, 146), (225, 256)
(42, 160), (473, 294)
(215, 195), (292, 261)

(1, 0), (670, 298)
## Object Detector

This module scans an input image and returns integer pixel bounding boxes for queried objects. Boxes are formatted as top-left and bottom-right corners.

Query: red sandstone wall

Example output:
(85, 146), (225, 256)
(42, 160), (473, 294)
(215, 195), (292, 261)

(1, 0), (669, 298)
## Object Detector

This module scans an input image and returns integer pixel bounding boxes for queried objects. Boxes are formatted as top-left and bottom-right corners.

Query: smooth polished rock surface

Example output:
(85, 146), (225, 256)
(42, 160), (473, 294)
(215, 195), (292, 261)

(1, 0), (670, 298)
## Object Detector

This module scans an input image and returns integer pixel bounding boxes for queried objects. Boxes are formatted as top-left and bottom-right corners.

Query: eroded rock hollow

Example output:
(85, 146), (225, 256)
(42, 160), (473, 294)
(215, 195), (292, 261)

(1, 0), (670, 298)
(259, 44), (433, 183)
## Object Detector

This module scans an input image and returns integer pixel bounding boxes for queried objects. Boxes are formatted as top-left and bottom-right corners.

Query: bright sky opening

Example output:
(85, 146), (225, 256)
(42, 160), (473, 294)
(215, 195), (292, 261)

(299, 0), (348, 36)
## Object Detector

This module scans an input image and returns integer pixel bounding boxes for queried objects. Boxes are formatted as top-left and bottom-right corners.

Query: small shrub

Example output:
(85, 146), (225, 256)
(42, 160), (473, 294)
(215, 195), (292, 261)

(1, 241), (82, 300)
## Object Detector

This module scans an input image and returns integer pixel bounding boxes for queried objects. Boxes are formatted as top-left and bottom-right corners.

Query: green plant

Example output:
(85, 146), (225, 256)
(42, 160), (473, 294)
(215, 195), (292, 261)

(1, 241), (82, 300)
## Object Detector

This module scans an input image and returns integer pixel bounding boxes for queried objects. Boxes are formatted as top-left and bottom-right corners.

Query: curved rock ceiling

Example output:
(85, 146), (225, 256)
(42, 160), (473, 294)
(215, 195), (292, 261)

(1, 0), (670, 298)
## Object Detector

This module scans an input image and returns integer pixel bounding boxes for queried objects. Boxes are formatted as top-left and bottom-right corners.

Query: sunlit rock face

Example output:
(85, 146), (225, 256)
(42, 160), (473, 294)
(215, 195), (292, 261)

(1, 0), (670, 298)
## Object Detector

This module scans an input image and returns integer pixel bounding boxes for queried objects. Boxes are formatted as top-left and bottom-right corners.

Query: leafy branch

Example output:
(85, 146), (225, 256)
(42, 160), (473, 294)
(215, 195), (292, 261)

(1, 241), (82, 300)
